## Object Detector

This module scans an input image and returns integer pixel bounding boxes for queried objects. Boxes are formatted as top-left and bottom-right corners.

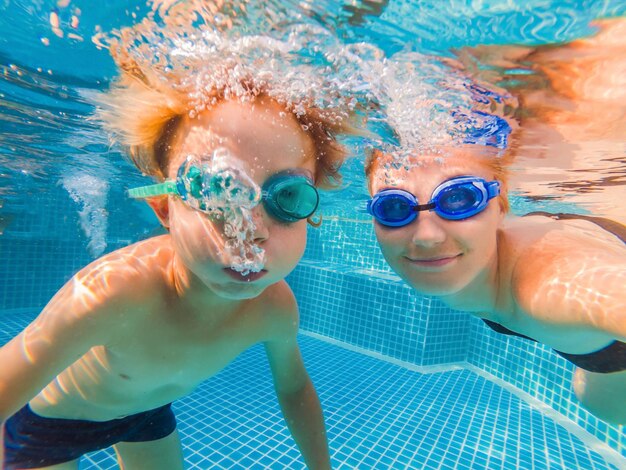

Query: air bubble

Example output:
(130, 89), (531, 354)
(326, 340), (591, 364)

(97, 1), (380, 129)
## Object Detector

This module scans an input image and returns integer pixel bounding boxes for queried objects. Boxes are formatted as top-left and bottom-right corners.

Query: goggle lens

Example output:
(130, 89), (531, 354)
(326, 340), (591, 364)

(436, 184), (480, 216)
(376, 195), (413, 223)
(263, 173), (319, 222)
(276, 183), (317, 216)
(181, 165), (203, 200)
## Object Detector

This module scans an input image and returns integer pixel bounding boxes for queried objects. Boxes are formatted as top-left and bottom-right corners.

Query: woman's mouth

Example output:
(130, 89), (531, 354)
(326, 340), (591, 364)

(223, 268), (268, 282)
(404, 254), (461, 269)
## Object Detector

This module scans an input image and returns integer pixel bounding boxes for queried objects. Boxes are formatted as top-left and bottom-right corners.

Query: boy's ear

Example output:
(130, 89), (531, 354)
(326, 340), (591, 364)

(146, 196), (170, 228)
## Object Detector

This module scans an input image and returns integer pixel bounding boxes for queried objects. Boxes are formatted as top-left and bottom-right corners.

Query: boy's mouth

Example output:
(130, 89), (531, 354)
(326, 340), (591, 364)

(223, 267), (268, 282)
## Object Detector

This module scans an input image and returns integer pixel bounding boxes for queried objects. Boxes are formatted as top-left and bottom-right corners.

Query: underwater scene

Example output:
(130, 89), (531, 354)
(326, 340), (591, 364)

(1, 0), (625, 469)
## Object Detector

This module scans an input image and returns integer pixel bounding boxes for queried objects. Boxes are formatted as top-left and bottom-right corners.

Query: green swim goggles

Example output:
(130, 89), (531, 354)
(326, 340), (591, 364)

(128, 158), (320, 223)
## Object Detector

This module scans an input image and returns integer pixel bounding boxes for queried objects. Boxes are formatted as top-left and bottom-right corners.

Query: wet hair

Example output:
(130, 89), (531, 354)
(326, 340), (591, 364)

(365, 148), (512, 213)
(364, 104), (518, 214)
(97, 60), (357, 190)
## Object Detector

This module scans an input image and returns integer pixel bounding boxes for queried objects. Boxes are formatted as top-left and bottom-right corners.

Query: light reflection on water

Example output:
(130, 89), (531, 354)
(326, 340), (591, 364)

(1, 0), (626, 237)
(0, 0), (625, 467)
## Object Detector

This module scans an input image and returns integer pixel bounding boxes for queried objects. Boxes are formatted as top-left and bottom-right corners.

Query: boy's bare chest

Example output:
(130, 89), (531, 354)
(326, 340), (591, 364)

(104, 306), (268, 387)
(53, 303), (271, 408)
(33, 306), (272, 420)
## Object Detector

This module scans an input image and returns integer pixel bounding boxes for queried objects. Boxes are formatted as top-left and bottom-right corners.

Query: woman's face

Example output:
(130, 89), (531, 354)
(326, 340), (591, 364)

(165, 98), (316, 300)
(369, 153), (505, 296)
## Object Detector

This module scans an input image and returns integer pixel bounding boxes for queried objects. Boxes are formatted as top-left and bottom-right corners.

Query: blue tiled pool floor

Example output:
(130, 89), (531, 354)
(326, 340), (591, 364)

(1, 312), (623, 469)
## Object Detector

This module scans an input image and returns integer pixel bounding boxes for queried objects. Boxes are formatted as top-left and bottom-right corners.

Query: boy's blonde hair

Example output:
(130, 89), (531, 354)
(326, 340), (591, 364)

(98, 59), (356, 190)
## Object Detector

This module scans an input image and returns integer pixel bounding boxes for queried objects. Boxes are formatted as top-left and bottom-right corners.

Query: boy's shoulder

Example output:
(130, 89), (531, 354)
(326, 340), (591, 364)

(256, 280), (298, 316)
(75, 235), (175, 300)
(254, 281), (300, 339)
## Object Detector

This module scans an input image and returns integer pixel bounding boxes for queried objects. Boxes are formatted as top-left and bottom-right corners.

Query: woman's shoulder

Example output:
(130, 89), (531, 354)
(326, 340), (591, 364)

(501, 213), (626, 326)
(502, 213), (625, 253)
(500, 212), (624, 293)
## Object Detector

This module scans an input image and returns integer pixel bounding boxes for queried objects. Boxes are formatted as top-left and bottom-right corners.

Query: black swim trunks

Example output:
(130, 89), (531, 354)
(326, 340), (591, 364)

(2, 403), (177, 469)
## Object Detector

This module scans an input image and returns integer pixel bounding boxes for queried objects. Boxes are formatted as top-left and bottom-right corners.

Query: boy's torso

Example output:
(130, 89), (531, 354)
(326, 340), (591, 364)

(29, 237), (285, 422)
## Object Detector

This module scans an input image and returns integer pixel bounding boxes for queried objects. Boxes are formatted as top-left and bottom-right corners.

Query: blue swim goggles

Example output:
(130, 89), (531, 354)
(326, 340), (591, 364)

(367, 176), (500, 227)
(128, 158), (320, 223)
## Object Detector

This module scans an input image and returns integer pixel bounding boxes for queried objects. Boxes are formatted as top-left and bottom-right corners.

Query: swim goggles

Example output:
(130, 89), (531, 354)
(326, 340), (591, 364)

(128, 158), (320, 223)
(367, 176), (500, 227)
(453, 110), (512, 150)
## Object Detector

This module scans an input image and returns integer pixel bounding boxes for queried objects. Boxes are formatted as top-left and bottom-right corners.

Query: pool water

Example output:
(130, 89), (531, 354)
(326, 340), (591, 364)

(1, 1), (625, 469)
(0, 312), (623, 469)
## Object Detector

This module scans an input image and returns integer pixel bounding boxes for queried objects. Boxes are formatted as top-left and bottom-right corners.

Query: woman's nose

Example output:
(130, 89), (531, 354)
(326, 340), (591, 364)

(410, 211), (447, 248)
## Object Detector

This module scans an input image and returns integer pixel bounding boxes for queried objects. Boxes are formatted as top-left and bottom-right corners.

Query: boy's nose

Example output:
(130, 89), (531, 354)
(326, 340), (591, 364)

(251, 206), (270, 242)
(410, 212), (447, 248)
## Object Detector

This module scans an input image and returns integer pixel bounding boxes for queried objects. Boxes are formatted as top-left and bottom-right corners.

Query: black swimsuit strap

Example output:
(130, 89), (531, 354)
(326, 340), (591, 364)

(481, 319), (535, 341)
(481, 318), (626, 373)
(554, 342), (626, 374)
(525, 211), (626, 243)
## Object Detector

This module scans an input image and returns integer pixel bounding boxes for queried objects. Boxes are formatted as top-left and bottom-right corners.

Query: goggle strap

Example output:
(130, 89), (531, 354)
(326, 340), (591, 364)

(127, 181), (178, 199)
(364, 200), (373, 214)
(416, 202), (436, 212)
(486, 181), (500, 199)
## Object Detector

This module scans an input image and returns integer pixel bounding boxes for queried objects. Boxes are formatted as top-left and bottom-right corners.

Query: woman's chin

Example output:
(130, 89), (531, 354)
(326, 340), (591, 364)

(400, 273), (468, 297)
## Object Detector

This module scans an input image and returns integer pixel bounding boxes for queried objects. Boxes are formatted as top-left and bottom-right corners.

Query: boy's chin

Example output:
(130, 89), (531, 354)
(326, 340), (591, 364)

(206, 281), (268, 300)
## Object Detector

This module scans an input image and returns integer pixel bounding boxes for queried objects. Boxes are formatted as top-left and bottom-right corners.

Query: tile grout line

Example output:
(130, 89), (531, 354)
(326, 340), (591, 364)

(464, 364), (626, 469)
(303, 330), (626, 469)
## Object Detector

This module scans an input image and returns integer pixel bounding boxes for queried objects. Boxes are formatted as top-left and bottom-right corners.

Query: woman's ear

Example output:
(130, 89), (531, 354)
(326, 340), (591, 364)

(146, 196), (170, 228)
(497, 199), (507, 223)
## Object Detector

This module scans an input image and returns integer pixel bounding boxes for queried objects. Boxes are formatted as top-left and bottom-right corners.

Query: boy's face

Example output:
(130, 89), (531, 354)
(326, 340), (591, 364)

(165, 98), (316, 300)
(369, 151), (505, 296)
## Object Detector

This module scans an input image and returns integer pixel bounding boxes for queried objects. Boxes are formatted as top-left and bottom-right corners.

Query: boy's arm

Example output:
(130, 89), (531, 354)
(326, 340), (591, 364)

(0, 273), (114, 424)
(0, 300), (97, 463)
(263, 295), (331, 470)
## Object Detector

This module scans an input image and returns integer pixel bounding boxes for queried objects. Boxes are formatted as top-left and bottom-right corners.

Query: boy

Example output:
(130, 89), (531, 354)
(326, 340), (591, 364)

(0, 18), (358, 470)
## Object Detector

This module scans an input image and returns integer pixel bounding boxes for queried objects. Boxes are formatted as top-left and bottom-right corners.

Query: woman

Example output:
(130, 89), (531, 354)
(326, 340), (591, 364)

(365, 142), (626, 424)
